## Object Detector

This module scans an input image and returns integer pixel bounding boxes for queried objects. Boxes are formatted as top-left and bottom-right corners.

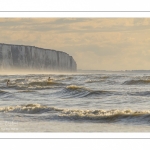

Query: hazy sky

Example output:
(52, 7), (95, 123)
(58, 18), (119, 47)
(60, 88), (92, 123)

(0, 18), (150, 70)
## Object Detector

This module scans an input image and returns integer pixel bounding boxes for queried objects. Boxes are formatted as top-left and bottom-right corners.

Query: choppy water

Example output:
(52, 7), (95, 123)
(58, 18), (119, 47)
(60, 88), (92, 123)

(1, 71), (150, 132)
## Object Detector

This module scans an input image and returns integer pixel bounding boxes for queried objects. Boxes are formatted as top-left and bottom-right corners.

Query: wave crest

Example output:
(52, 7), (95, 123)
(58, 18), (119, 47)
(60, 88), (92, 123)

(85, 79), (104, 83)
(0, 104), (64, 114)
(0, 104), (48, 114)
(123, 79), (150, 85)
(29, 81), (61, 86)
(66, 85), (87, 91)
(59, 109), (150, 122)
(62, 85), (113, 98)
(1, 104), (150, 122)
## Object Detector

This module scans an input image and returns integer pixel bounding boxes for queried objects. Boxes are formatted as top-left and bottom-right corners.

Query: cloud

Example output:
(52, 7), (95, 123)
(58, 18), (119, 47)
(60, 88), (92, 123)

(1, 18), (150, 70)
(1, 18), (150, 33)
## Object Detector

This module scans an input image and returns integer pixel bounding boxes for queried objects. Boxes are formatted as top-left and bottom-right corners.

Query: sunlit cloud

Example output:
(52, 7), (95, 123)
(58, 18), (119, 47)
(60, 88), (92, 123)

(0, 18), (150, 70)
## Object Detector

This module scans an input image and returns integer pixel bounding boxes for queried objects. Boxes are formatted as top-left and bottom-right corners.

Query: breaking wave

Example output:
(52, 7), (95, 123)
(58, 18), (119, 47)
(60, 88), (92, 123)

(85, 79), (105, 83)
(66, 85), (87, 90)
(1, 79), (65, 90)
(0, 104), (63, 114)
(28, 81), (63, 86)
(1, 104), (150, 123)
(59, 85), (113, 98)
(59, 108), (150, 122)
(123, 79), (150, 85)
(129, 91), (150, 96)
(85, 76), (109, 83)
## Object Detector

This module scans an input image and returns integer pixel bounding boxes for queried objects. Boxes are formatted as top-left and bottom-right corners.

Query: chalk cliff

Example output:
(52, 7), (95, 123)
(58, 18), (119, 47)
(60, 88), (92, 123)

(0, 43), (77, 72)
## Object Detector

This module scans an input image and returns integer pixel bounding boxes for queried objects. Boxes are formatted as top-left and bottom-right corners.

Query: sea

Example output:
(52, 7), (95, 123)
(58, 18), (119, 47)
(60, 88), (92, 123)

(1, 70), (150, 132)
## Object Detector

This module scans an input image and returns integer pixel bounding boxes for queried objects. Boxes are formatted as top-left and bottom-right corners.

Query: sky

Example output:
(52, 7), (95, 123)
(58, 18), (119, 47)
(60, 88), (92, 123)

(0, 18), (150, 71)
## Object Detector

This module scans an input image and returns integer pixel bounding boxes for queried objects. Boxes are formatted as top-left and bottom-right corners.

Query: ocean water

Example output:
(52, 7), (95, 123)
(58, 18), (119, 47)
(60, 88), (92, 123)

(1, 70), (150, 132)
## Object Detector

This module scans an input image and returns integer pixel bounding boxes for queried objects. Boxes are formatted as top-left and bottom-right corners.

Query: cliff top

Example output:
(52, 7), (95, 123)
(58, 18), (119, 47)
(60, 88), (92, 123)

(0, 43), (70, 57)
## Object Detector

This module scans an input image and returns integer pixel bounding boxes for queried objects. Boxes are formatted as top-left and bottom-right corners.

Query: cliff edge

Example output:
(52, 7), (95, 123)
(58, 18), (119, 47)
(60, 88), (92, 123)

(0, 43), (77, 72)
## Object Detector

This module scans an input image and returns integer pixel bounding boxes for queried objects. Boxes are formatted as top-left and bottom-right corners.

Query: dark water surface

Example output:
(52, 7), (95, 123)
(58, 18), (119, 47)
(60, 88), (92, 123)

(1, 71), (150, 132)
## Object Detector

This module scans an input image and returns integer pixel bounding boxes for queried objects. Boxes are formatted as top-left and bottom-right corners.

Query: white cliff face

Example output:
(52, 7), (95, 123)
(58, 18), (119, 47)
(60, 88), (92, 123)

(0, 44), (77, 72)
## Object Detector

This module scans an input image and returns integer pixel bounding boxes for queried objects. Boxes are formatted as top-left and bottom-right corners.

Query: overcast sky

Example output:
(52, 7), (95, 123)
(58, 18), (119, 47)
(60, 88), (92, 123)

(0, 18), (150, 70)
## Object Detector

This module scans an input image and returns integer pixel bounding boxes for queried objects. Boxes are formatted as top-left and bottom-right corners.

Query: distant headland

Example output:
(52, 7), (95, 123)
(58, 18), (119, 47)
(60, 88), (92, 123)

(0, 43), (77, 72)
